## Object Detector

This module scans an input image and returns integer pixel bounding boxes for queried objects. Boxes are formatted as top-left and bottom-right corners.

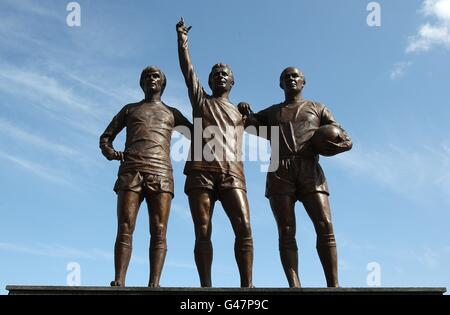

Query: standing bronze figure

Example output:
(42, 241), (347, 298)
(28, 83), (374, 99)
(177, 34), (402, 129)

(239, 67), (352, 287)
(176, 18), (254, 288)
(100, 66), (192, 287)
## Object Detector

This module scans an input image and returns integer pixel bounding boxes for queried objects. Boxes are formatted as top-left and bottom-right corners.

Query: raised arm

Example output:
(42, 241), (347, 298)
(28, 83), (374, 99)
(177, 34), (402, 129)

(99, 106), (126, 162)
(176, 18), (193, 82)
(176, 17), (204, 108)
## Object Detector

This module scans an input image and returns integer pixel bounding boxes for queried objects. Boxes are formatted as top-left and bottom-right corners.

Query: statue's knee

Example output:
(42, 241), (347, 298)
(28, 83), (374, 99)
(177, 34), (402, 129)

(118, 221), (134, 235)
(196, 223), (210, 240)
(279, 225), (296, 240)
(317, 219), (333, 234)
(237, 220), (252, 239)
(279, 236), (297, 251)
(150, 224), (167, 250)
(194, 222), (211, 252)
(116, 231), (132, 248)
(235, 221), (253, 251)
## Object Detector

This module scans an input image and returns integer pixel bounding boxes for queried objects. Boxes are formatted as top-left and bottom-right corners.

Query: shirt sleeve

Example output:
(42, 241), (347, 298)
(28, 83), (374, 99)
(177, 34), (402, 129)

(244, 106), (271, 139)
(99, 105), (127, 159)
(173, 108), (193, 140)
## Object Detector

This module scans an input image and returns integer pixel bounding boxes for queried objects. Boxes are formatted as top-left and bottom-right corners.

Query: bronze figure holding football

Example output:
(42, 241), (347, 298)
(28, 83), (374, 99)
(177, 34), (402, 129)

(239, 67), (352, 287)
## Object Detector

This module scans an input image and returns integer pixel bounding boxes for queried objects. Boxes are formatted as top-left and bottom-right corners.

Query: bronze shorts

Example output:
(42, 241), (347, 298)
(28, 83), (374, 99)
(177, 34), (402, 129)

(114, 172), (174, 198)
(184, 171), (246, 198)
(265, 157), (329, 201)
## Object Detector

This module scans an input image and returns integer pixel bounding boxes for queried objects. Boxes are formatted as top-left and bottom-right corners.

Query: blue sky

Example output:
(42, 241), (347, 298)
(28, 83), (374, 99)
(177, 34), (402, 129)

(1, 0), (450, 294)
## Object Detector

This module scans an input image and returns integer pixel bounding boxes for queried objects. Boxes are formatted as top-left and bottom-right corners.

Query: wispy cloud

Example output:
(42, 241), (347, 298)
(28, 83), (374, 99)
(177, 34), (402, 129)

(393, 246), (448, 270)
(0, 118), (78, 157)
(390, 61), (412, 80)
(334, 142), (450, 204)
(0, 16), (48, 50)
(1, 0), (63, 20)
(64, 72), (130, 104)
(417, 247), (440, 269)
(0, 64), (104, 136)
(338, 234), (377, 252)
(0, 65), (99, 116)
(407, 0), (450, 52)
(0, 150), (73, 187)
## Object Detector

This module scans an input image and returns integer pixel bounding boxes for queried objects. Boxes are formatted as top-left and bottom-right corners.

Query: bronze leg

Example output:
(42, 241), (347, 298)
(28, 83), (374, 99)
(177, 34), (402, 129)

(188, 189), (215, 287)
(220, 189), (254, 288)
(146, 192), (172, 287)
(112, 190), (142, 286)
(302, 192), (339, 287)
(269, 195), (301, 288)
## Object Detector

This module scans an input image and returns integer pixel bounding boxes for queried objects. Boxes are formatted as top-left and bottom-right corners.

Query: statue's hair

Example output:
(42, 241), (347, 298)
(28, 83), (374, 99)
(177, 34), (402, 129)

(279, 67), (306, 90)
(140, 66), (166, 95)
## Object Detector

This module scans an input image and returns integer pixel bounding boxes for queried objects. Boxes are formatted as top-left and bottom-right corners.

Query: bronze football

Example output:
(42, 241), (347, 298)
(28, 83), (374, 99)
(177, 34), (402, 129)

(310, 125), (341, 156)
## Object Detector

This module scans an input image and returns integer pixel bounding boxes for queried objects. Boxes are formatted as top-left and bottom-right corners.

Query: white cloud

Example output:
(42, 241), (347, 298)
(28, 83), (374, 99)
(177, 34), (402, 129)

(390, 61), (412, 80)
(423, 0), (450, 21)
(407, 0), (450, 52)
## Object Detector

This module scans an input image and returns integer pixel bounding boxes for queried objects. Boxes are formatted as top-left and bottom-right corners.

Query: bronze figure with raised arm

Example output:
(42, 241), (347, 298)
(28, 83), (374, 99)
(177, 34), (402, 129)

(239, 67), (352, 288)
(176, 17), (253, 288)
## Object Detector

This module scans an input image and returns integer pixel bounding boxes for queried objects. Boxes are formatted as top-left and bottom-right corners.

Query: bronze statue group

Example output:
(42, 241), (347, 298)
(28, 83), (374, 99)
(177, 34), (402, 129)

(99, 18), (352, 288)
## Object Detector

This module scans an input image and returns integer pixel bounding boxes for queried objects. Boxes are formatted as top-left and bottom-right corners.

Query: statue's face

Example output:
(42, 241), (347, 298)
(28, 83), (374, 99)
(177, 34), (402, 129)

(209, 67), (234, 94)
(141, 70), (163, 95)
(280, 67), (304, 93)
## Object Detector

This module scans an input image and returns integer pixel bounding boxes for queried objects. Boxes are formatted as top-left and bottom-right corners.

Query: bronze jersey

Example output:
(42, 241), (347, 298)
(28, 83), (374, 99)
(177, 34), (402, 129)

(247, 100), (351, 158)
(100, 100), (192, 177)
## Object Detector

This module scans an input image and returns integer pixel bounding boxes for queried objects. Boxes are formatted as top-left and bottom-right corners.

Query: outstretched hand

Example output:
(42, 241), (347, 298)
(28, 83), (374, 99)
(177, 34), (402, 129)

(176, 17), (192, 35)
